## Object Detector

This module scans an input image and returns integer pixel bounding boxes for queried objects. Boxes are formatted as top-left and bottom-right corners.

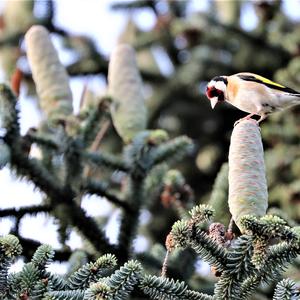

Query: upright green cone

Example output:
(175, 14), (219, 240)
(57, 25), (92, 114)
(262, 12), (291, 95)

(228, 120), (268, 231)
(2, 0), (35, 35)
(108, 44), (147, 143)
(25, 25), (73, 122)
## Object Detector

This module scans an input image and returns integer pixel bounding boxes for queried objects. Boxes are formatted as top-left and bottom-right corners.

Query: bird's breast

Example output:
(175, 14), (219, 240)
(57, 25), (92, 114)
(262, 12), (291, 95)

(228, 91), (261, 114)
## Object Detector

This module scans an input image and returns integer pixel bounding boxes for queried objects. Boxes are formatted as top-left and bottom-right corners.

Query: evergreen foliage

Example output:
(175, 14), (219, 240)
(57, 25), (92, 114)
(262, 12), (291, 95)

(0, 1), (300, 299)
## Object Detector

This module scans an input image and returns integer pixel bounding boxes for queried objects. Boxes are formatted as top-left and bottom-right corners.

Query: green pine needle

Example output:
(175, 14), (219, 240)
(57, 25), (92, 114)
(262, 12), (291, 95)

(273, 278), (300, 300)
(108, 260), (142, 300)
(0, 234), (22, 258)
(140, 274), (187, 299)
(44, 290), (85, 300)
(31, 244), (54, 270)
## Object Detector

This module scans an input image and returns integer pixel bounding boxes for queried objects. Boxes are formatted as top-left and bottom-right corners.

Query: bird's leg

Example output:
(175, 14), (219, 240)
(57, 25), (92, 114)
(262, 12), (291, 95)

(257, 114), (268, 124)
(234, 113), (256, 127)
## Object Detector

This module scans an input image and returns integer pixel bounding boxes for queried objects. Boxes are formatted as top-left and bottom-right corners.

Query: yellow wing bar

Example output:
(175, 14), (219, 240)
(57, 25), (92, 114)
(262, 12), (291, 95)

(252, 74), (285, 88)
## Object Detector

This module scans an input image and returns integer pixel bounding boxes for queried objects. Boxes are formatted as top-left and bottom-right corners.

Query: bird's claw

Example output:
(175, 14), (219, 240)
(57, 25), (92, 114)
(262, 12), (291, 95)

(234, 117), (260, 127)
(233, 119), (241, 127)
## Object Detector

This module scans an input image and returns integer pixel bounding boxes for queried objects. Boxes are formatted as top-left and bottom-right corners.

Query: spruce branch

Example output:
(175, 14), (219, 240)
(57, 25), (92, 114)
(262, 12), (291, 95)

(31, 279), (48, 300)
(123, 130), (168, 176)
(67, 254), (117, 290)
(117, 176), (144, 262)
(84, 151), (129, 172)
(265, 241), (300, 277)
(240, 215), (296, 241)
(209, 163), (229, 224)
(184, 289), (213, 300)
(189, 204), (215, 225)
(81, 179), (132, 213)
(252, 237), (268, 270)
(0, 85), (67, 198)
(111, 0), (156, 11)
(116, 130), (175, 262)
(213, 273), (241, 300)
(19, 262), (40, 295)
(31, 244), (54, 271)
(225, 235), (254, 277)
(0, 234), (22, 298)
(107, 260), (142, 300)
(169, 220), (190, 249)
(12, 156), (66, 201)
(170, 216), (227, 273)
(80, 97), (111, 147)
(0, 85), (114, 254)
(25, 129), (60, 151)
(66, 251), (88, 277)
(5, 245), (53, 298)
(139, 274), (187, 299)
(52, 202), (116, 255)
(0, 205), (52, 218)
(238, 275), (266, 300)
(123, 130), (190, 181)
(84, 282), (111, 300)
(64, 137), (84, 189)
(6, 272), (22, 299)
(214, 217), (300, 300)
(213, 236), (254, 299)
(44, 290), (85, 300)
(238, 241), (300, 299)
(188, 229), (227, 273)
(273, 278), (300, 300)
(152, 135), (193, 166)
(0, 234), (22, 258)
(13, 191), (113, 257)
(0, 258), (10, 297)
(48, 274), (68, 291)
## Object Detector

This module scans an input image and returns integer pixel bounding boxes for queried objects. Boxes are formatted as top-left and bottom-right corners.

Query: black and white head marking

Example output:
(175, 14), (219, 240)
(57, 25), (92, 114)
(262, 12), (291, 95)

(206, 76), (228, 109)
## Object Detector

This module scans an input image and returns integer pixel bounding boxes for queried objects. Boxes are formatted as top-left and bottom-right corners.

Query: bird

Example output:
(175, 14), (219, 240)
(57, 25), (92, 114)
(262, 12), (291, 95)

(206, 72), (300, 124)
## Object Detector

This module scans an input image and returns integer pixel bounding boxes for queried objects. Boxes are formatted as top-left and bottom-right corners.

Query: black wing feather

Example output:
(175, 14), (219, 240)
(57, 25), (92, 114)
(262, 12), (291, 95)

(238, 74), (300, 95)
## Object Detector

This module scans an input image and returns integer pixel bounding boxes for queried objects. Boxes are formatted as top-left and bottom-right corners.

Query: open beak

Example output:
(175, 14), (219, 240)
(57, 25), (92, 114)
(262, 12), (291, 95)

(210, 98), (218, 109)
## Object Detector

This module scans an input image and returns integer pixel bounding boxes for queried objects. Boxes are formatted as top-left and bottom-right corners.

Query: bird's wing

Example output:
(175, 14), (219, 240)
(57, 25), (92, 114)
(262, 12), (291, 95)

(237, 73), (300, 95)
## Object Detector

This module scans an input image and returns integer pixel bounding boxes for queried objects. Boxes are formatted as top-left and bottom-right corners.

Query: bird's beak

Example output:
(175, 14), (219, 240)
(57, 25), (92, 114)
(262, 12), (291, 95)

(210, 98), (218, 109)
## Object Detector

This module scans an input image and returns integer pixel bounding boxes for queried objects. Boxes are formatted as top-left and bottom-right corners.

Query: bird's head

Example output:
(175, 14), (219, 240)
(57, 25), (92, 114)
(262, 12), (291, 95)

(206, 76), (228, 109)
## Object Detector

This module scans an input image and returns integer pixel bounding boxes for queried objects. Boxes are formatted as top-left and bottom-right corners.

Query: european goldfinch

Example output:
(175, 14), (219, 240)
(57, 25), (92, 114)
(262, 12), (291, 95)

(206, 72), (300, 123)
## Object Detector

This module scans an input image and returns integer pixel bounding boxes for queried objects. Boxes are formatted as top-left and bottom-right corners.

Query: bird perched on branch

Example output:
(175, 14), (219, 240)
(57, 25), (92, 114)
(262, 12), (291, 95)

(206, 72), (300, 124)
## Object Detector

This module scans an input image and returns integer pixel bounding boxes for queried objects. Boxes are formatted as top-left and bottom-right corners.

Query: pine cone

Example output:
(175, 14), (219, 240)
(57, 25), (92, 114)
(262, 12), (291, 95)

(108, 44), (147, 143)
(25, 25), (73, 122)
(228, 120), (268, 231)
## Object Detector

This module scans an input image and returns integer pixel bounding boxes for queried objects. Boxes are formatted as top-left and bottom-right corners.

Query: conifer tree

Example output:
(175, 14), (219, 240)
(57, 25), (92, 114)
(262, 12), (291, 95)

(0, 1), (300, 299)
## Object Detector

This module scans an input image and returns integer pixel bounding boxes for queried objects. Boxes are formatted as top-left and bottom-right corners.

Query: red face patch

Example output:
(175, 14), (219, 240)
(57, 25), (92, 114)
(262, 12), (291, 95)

(206, 86), (224, 101)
